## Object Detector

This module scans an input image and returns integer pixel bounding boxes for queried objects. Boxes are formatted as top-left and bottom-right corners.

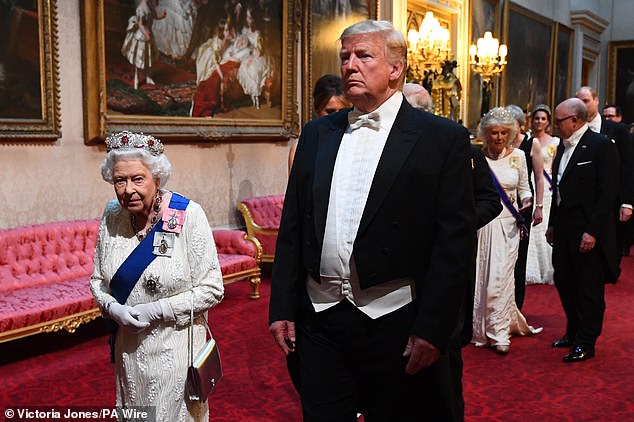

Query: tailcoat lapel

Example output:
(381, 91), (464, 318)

(357, 100), (422, 236)
(561, 131), (591, 181)
(312, 111), (349, 246)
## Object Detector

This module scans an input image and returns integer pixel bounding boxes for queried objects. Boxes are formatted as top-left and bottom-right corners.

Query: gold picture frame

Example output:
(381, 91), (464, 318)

(467, 0), (499, 129)
(0, 0), (60, 141)
(607, 40), (634, 124)
(552, 23), (573, 108)
(501, 3), (554, 113)
(81, 0), (300, 144)
(302, 0), (377, 123)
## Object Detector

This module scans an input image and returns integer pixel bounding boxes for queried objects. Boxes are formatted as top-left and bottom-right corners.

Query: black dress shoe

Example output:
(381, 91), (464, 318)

(551, 336), (572, 348)
(563, 346), (595, 363)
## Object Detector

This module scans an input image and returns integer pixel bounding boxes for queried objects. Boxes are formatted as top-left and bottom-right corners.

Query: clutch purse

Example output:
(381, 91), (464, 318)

(186, 295), (222, 401)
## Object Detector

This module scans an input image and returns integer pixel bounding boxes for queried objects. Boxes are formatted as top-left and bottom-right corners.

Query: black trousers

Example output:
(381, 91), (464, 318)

(291, 300), (461, 422)
(514, 208), (532, 310)
(616, 218), (633, 265)
(552, 235), (606, 349)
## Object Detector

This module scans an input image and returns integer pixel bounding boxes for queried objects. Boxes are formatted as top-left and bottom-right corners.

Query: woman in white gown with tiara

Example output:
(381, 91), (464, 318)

(526, 104), (559, 285)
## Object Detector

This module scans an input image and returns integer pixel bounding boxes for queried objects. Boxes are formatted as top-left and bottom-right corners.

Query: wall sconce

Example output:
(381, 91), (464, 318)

(469, 32), (507, 116)
(407, 12), (451, 84)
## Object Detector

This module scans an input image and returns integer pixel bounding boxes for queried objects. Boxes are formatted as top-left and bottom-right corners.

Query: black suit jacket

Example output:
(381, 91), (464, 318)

(549, 128), (619, 280)
(269, 99), (476, 350)
(471, 145), (502, 229)
(601, 117), (634, 205)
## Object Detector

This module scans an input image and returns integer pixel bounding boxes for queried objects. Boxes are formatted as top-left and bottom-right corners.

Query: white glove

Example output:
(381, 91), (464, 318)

(108, 302), (150, 333)
(133, 301), (163, 324)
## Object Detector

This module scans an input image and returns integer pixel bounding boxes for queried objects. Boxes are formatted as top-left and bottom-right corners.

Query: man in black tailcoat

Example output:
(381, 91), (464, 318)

(269, 20), (475, 421)
(576, 87), (634, 269)
(547, 98), (619, 363)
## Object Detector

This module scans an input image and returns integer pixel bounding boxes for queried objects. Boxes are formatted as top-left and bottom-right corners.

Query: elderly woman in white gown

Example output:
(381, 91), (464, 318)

(472, 108), (542, 354)
(90, 131), (224, 421)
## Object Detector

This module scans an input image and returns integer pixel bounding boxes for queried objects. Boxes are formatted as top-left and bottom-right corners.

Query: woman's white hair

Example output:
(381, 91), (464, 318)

(100, 149), (172, 187)
(477, 107), (519, 147)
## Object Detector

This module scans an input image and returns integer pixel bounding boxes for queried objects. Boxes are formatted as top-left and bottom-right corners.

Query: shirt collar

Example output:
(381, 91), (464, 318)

(349, 91), (402, 131)
(588, 113), (602, 133)
(564, 123), (589, 148)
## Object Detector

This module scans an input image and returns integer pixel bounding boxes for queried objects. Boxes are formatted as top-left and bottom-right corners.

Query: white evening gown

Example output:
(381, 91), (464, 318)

(91, 197), (224, 422)
(152, 0), (196, 60)
(236, 28), (272, 99)
(472, 149), (543, 347)
(526, 137), (560, 285)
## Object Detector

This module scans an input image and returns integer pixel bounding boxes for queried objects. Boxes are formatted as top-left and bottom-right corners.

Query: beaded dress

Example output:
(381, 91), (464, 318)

(90, 197), (224, 421)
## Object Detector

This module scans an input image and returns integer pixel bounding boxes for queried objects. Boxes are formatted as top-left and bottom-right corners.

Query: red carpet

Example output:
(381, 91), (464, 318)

(2, 257), (634, 421)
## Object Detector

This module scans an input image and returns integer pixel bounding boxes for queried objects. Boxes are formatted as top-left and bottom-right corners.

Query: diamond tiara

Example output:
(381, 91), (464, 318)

(105, 131), (164, 156)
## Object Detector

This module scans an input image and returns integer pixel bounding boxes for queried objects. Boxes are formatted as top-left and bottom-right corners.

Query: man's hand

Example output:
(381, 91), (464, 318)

(546, 226), (554, 245)
(620, 206), (632, 222)
(579, 232), (597, 253)
(402, 335), (439, 374)
(270, 320), (296, 356)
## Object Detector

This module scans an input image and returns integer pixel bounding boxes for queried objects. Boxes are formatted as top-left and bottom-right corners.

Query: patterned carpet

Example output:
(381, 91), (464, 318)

(2, 257), (634, 421)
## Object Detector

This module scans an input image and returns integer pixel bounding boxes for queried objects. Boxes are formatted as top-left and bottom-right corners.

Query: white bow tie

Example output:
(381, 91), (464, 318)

(348, 110), (381, 130)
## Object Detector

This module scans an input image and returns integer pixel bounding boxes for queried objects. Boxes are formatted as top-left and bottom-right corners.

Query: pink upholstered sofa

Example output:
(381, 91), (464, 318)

(212, 229), (262, 299)
(238, 195), (284, 263)
(0, 221), (262, 343)
(0, 220), (101, 343)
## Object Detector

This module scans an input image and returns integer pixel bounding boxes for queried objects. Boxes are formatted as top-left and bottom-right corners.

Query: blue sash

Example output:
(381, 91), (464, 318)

(110, 192), (190, 304)
(489, 169), (529, 238)
(543, 169), (553, 192)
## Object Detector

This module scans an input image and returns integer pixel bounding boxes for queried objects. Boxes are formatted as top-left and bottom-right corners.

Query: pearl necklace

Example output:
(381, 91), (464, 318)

(130, 191), (163, 241)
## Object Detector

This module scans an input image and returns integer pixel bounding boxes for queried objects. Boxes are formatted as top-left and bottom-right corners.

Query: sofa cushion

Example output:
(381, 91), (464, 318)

(0, 276), (96, 333)
(241, 195), (284, 230)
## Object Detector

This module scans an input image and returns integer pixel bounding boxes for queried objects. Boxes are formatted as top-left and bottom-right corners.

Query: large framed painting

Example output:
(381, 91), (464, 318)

(607, 40), (634, 124)
(467, 0), (498, 130)
(0, 0), (60, 141)
(502, 3), (554, 114)
(552, 23), (573, 108)
(81, 0), (299, 144)
(302, 0), (377, 122)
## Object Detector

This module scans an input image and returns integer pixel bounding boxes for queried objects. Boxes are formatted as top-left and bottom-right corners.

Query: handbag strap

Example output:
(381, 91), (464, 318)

(189, 292), (213, 367)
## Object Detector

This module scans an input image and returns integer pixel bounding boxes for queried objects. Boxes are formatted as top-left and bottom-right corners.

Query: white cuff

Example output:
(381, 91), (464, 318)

(159, 298), (175, 321)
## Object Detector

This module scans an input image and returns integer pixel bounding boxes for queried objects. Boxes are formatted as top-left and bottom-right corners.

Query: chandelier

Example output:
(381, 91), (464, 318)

(407, 12), (451, 82)
(469, 32), (507, 81)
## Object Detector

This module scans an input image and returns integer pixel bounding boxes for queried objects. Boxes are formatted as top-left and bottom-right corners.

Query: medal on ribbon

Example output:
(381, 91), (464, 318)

(153, 232), (175, 257)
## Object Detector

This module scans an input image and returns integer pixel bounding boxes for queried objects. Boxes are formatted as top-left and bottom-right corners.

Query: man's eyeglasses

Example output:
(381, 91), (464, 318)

(554, 115), (576, 125)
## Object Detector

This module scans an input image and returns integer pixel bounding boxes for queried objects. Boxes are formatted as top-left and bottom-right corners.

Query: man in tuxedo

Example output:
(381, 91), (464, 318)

(269, 20), (475, 421)
(547, 98), (619, 363)
(576, 87), (634, 266)
(602, 104), (623, 123)
(404, 83), (501, 417)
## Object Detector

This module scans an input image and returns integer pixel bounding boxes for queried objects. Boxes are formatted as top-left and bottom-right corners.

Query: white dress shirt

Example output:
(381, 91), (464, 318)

(307, 91), (416, 319)
(557, 123), (588, 205)
(587, 113), (601, 133)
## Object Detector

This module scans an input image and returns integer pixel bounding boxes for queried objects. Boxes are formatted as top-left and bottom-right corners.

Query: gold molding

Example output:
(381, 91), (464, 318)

(0, 0), (61, 141)
(0, 308), (101, 343)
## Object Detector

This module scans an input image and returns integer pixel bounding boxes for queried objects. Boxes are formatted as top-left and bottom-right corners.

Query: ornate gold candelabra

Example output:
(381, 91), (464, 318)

(469, 32), (507, 116)
(407, 12), (451, 84)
